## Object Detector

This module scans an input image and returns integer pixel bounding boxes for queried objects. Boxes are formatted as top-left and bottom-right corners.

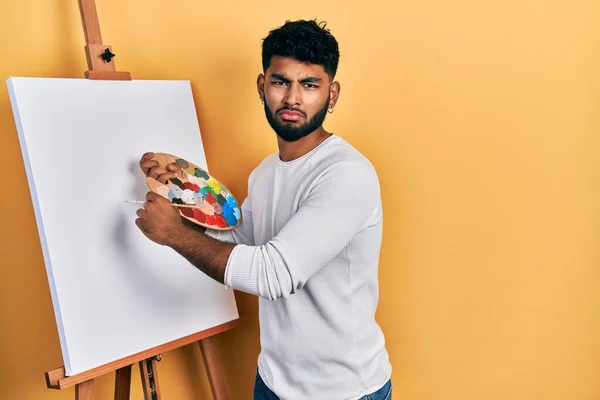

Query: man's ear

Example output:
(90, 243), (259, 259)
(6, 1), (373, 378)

(257, 74), (266, 103)
(328, 81), (341, 109)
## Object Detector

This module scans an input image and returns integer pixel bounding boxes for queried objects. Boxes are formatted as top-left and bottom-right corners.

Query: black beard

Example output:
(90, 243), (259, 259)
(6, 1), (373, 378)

(264, 97), (329, 142)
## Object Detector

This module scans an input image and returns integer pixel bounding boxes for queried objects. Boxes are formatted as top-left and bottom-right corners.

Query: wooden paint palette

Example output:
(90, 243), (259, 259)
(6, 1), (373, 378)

(145, 153), (242, 230)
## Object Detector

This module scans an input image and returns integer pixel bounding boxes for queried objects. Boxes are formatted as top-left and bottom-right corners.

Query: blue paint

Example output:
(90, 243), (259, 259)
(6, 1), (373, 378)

(224, 213), (238, 226)
(226, 195), (238, 208)
(219, 202), (239, 226)
(221, 202), (232, 215)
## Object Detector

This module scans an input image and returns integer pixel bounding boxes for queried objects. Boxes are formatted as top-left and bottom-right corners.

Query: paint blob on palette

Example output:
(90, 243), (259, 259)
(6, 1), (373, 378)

(145, 153), (242, 230)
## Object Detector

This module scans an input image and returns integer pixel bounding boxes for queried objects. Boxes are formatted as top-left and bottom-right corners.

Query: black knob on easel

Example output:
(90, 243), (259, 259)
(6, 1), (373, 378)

(100, 48), (115, 63)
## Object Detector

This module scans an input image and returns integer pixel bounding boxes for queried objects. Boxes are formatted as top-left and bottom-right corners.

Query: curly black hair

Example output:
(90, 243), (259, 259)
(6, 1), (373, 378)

(261, 19), (340, 79)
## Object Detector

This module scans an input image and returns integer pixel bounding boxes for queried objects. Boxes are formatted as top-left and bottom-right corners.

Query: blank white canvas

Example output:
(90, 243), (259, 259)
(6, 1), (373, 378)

(6, 77), (239, 376)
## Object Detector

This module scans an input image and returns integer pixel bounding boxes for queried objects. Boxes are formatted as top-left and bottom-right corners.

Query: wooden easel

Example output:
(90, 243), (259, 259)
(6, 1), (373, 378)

(46, 319), (242, 399)
(44, 1), (243, 398)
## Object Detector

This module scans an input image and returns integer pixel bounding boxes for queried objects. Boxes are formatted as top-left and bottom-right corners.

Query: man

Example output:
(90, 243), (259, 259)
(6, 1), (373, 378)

(136, 19), (392, 400)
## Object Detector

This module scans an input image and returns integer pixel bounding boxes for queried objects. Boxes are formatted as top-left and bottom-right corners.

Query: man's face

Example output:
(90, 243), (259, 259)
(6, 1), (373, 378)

(258, 56), (339, 142)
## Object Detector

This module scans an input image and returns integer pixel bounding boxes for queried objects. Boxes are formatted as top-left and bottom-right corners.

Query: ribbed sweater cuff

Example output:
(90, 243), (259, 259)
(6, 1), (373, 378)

(224, 244), (258, 294)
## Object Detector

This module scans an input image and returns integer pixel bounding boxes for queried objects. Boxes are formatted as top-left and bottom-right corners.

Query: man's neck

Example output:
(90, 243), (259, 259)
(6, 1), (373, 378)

(277, 128), (332, 162)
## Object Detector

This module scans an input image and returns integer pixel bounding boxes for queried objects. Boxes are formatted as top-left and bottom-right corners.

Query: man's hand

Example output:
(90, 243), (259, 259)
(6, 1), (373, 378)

(135, 191), (187, 246)
(139, 152), (181, 184)
(136, 191), (233, 284)
(138, 152), (206, 233)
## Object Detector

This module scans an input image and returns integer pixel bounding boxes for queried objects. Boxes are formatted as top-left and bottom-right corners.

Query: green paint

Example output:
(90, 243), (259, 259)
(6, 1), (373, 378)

(194, 168), (210, 180)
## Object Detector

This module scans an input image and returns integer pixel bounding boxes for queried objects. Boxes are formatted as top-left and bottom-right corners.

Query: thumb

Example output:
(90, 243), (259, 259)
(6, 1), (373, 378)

(167, 163), (180, 172)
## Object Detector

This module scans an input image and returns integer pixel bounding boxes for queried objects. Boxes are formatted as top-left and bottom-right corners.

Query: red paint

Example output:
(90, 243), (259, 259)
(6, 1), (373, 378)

(192, 208), (206, 223)
(214, 215), (227, 228)
(205, 192), (216, 204)
(180, 208), (194, 218)
(183, 182), (200, 192)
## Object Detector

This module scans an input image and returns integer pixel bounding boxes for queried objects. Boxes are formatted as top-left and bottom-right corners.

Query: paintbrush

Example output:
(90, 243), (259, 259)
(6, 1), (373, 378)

(124, 200), (199, 209)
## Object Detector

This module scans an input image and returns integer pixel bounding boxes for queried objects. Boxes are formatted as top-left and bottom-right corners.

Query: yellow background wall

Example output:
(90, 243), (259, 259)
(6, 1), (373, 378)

(1, 0), (598, 399)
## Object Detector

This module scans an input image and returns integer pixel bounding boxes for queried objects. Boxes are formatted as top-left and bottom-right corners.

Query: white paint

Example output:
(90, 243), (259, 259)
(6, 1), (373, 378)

(6, 77), (239, 376)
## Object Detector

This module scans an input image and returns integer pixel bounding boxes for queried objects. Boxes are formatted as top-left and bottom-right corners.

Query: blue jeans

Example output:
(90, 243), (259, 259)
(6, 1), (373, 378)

(253, 371), (392, 400)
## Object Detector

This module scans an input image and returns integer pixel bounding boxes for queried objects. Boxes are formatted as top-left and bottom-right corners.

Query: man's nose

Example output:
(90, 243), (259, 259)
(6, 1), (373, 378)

(283, 83), (301, 106)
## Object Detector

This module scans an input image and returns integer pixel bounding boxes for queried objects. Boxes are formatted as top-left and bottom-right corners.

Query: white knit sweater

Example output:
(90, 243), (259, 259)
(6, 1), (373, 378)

(206, 135), (391, 399)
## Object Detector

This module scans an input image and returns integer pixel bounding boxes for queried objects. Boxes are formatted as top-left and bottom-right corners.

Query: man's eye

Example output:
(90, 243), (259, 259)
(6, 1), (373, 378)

(304, 83), (318, 89)
(272, 81), (286, 86)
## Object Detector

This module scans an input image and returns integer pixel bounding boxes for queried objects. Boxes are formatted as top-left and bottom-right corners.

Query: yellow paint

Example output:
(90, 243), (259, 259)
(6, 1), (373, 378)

(207, 178), (222, 196)
(1, 0), (599, 399)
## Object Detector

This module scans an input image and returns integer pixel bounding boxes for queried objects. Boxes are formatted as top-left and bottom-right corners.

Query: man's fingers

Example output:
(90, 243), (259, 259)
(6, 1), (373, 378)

(135, 217), (149, 235)
(148, 166), (166, 179)
(140, 160), (159, 176)
(156, 172), (177, 184)
(139, 152), (155, 162)
(140, 156), (179, 182)
(145, 191), (160, 202)
(149, 168), (178, 184)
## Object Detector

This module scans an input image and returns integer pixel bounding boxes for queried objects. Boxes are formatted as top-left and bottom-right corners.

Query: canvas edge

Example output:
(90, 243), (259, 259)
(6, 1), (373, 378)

(5, 77), (74, 375)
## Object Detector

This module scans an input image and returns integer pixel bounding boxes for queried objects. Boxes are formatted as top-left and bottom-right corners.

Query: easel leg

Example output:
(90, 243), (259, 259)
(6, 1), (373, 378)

(75, 379), (94, 400)
(139, 358), (161, 400)
(114, 365), (132, 400)
(199, 337), (229, 400)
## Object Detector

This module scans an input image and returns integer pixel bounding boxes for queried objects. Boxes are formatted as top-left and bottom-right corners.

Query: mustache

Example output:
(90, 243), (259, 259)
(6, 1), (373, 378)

(276, 106), (306, 117)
